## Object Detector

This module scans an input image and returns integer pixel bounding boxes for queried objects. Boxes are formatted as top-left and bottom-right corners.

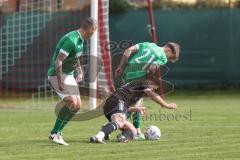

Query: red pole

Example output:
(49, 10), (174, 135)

(147, 0), (165, 98)
(147, 0), (157, 43)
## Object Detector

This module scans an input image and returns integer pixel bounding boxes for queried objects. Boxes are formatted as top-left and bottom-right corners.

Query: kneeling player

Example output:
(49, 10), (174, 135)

(90, 71), (177, 143)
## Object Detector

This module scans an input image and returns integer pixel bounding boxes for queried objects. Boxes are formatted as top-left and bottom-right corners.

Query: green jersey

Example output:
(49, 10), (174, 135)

(123, 42), (167, 82)
(47, 30), (84, 76)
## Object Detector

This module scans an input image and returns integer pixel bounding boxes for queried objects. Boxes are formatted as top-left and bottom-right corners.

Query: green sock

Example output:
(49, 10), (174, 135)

(51, 105), (77, 134)
(133, 112), (142, 129)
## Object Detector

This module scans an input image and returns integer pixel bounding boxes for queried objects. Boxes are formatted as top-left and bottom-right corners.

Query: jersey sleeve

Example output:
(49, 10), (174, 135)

(155, 58), (167, 65)
(135, 43), (143, 50)
(155, 49), (168, 65)
(136, 42), (151, 49)
(135, 44), (140, 50)
(59, 38), (74, 57)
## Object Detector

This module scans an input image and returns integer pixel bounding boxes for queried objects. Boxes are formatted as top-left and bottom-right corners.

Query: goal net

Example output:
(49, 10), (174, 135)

(0, 0), (114, 108)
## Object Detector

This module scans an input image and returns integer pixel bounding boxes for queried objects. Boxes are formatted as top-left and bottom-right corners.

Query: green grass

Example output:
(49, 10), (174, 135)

(0, 90), (240, 160)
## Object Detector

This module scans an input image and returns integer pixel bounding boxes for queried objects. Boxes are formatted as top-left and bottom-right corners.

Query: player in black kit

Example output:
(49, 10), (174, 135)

(90, 65), (177, 143)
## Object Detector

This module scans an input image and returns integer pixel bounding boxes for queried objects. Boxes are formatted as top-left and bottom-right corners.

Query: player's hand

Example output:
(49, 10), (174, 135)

(137, 107), (148, 117)
(58, 82), (64, 91)
(166, 103), (177, 109)
(76, 73), (83, 82)
(115, 67), (123, 78)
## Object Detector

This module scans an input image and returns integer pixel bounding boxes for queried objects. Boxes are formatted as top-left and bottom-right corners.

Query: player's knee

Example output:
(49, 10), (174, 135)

(114, 118), (126, 129)
(111, 113), (126, 129)
(115, 120), (124, 129)
(74, 101), (81, 111)
(70, 96), (81, 110)
(111, 118), (122, 128)
(76, 97), (81, 110)
(64, 96), (80, 111)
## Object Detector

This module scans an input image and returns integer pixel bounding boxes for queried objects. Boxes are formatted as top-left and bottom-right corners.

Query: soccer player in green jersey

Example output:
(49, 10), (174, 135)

(115, 42), (180, 139)
(47, 17), (97, 146)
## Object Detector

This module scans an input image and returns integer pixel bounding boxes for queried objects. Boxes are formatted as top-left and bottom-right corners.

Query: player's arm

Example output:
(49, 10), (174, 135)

(56, 53), (67, 91)
(55, 38), (74, 90)
(115, 44), (139, 77)
(144, 88), (177, 109)
(75, 58), (83, 82)
(128, 106), (147, 116)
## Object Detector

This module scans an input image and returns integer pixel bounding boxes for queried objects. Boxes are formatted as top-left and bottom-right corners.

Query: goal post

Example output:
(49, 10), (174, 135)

(89, 0), (98, 110)
(89, 0), (115, 109)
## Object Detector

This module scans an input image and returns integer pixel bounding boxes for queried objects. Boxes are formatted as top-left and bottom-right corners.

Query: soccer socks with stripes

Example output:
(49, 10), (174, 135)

(51, 104), (77, 134)
(96, 122), (119, 140)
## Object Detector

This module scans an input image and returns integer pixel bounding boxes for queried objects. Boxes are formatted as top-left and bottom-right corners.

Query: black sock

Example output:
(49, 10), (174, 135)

(101, 122), (119, 135)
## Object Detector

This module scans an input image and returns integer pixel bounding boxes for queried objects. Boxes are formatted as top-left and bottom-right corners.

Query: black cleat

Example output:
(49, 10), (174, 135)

(116, 134), (130, 143)
(104, 134), (111, 140)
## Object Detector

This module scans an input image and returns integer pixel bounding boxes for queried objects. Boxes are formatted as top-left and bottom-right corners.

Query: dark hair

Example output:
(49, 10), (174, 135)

(80, 17), (97, 30)
(166, 42), (180, 57)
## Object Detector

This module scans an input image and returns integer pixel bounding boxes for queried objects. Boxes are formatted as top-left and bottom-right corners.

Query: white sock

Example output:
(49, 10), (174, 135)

(133, 132), (138, 138)
(136, 128), (141, 135)
(95, 131), (105, 140)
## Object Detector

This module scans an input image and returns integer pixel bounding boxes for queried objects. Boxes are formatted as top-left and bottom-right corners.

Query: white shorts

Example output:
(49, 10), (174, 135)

(48, 75), (80, 100)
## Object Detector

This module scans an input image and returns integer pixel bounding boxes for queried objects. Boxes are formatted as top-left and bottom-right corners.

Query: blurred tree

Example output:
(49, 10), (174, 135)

(109, 0), (133, 13)
(235, 0), (240, 7)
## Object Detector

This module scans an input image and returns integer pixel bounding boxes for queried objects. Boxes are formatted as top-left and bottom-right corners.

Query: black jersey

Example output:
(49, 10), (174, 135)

(103, 80), (156, 119)
(115, 80), (151, 105)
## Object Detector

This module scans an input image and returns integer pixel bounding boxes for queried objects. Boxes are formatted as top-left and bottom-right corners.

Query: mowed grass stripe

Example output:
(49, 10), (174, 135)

(1, 134), (240, 159)
(3, 143), (239, 160)
(0, 90), (239, 160)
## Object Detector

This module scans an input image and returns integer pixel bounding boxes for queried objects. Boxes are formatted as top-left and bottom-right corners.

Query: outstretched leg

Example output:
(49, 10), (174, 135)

(90, 113), (137, 143)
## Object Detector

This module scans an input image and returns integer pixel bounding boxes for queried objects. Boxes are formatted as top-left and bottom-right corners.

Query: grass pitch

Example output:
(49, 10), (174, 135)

(0, 90), (240, 160)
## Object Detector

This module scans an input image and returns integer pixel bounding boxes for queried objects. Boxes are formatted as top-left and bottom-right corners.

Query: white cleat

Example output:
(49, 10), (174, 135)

(49, 133), (69, 146)
(90, 136), (106, 144)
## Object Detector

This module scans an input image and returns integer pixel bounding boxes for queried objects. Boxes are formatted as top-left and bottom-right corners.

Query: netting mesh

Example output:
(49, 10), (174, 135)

(0, 0), (114, 107)
(0, 0), (58, 96)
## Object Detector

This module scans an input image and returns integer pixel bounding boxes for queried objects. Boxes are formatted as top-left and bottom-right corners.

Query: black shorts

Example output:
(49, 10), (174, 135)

(103, 94), (128, 122)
